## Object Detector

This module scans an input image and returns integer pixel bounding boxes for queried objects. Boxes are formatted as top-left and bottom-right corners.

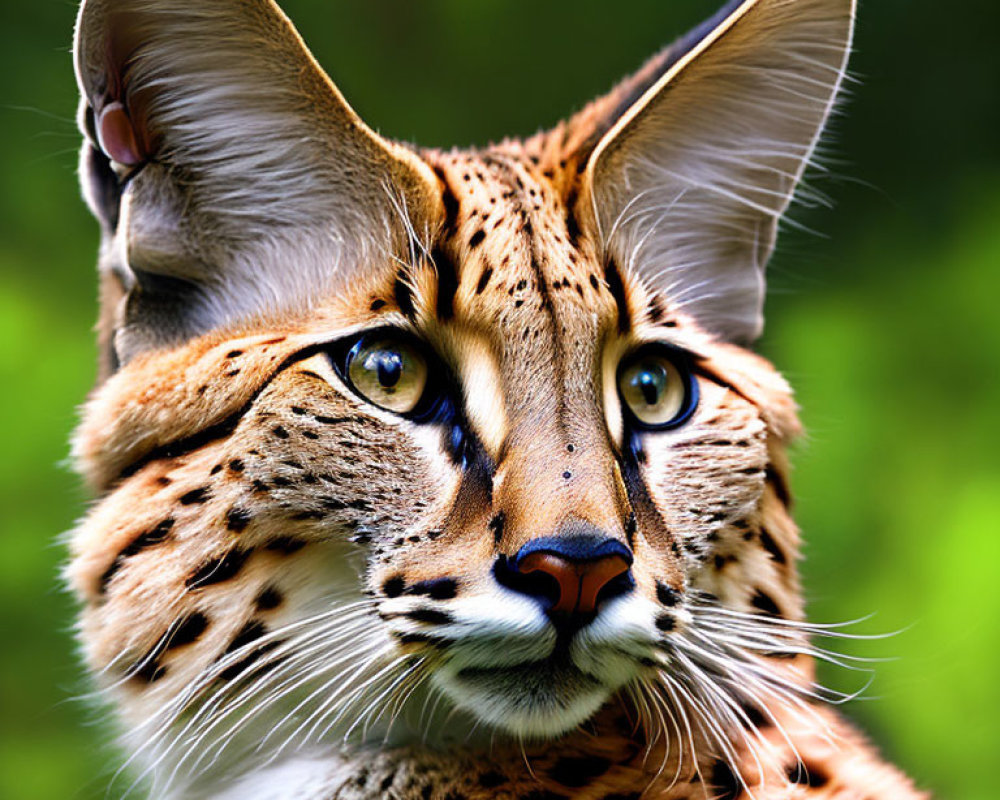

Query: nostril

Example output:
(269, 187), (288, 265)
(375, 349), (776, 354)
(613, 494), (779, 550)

(493, 555), (562, 607)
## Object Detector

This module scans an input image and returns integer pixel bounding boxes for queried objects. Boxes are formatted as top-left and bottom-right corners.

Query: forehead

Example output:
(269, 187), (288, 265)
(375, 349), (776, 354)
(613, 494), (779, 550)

(416, 150), (621, 353)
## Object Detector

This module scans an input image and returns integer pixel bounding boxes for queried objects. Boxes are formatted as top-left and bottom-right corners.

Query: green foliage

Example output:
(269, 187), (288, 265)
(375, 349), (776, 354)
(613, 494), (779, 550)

(1, 1), (996, 797)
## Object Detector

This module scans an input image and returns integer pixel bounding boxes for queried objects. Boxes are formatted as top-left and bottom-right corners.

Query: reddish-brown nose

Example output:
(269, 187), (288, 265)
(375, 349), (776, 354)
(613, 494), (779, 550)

(517, 551), (631, 615)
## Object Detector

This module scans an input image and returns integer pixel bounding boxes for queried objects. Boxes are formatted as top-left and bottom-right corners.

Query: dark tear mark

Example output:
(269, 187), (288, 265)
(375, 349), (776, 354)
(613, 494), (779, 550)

(99, 518), (175, 593)
(604, 259), (631, 334)
(433, 246), (459, 321)
(488, 511), (506, 546)
(186, 548), (251, 590)
(758, 527), (787, 565)
(393, 274), (416, 319)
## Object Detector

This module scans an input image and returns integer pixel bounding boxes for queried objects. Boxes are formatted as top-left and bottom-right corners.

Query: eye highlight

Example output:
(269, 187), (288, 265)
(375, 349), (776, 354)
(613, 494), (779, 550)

(617, 346), (698, 430)
(345, 336), (429, 415)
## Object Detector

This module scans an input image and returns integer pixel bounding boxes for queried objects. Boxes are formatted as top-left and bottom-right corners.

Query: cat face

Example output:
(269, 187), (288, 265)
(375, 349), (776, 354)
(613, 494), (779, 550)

(67, 0), (854, 781)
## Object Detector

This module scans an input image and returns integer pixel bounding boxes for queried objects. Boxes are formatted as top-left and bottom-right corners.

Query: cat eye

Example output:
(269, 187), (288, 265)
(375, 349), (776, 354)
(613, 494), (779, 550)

(344, 336), (430, 415)
(617, 346), (698, 430)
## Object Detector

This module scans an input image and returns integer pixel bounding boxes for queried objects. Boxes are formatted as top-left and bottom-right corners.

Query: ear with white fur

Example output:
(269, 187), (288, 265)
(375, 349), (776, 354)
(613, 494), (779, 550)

(75, 0), (440, 373)
(580, 0), (855, 344)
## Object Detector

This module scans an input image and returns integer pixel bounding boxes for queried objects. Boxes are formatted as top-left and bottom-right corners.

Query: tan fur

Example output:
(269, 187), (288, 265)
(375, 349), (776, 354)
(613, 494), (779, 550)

(66, 1), (927, 798)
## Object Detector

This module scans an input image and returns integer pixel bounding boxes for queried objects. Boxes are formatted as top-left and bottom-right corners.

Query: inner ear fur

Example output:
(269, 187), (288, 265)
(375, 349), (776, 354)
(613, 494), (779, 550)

(74, 0), (441, 371)
(575, 0), (855, 345)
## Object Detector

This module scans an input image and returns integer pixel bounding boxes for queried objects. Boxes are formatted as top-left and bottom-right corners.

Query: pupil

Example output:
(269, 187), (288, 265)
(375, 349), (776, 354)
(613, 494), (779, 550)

(636, 365), (665, 406)
(375, 351), (403, 388)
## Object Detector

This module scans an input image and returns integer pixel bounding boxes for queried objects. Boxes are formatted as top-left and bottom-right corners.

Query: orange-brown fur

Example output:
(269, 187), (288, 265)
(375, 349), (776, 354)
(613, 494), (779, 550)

(66, 1), (927, 798)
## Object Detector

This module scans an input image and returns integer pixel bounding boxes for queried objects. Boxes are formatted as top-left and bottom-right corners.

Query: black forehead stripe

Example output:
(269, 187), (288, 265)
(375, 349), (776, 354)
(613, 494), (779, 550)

(604, 258), (631, 334)
(432, 246), (459, 321)
(393, 273), (417, 319)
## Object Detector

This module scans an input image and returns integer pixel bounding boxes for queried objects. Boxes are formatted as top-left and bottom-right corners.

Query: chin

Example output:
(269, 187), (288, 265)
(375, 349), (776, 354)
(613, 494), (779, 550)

(432, 658), (621, 739)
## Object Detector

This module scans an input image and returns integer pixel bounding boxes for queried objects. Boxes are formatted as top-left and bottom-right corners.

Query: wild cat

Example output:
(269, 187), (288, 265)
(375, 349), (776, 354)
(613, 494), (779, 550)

(67, 0), (927, 797)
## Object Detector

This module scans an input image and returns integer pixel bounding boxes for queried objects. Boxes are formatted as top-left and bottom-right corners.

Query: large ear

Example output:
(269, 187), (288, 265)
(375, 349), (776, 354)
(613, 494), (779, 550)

(577, 0), (855, 344)
(74, 0), (441, 373)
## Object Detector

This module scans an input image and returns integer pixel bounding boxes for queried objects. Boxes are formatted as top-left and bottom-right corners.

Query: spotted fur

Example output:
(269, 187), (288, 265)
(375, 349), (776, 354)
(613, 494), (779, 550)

(66, 1), (926, 798)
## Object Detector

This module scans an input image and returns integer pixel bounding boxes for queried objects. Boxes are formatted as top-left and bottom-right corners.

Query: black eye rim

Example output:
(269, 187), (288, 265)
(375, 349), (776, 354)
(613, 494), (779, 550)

(327, 327), (451, 423)
(616, 343), (700, 432)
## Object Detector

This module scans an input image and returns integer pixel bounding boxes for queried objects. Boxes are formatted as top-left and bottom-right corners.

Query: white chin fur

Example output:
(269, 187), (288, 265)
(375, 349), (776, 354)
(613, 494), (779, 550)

(431, 663), (611, 738)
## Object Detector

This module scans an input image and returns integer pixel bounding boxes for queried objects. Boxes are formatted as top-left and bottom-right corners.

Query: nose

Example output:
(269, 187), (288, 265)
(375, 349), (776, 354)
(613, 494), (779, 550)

(494, 534), (634, 617)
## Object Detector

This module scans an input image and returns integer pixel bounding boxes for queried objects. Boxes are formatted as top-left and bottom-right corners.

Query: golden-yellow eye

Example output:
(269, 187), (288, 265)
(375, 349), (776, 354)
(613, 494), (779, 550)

(618, 349), (696, 429)
(346, 337), (429, 415)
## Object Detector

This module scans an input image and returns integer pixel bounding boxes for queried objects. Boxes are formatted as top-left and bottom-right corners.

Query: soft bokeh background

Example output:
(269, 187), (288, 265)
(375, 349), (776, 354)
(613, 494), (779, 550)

(1, 1), (997, 798)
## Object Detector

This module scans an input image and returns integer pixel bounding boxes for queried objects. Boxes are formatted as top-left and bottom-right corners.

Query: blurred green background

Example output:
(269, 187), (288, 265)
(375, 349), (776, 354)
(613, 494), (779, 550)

(1, 1), (997, 798)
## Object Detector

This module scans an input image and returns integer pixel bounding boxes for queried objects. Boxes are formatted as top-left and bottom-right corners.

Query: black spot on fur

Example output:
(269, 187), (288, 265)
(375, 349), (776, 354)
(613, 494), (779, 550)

(765, 464), (792, 507)
(219, 620), (276, 680)
(478, 771), (507, 788)
(99, 518), (175, 593)
(656, 582), (680, 607)
(186, 549), (251, 590)
(656, 615), (676, 632)
(468, 229), (486, 249)
(132, 659), (167, 683)
(709, 760), (741, 800)
(522, 790), (566, 800)
(271, 425), (290, 440)
(549, 756), (611, 788)
(226, 507), (252, 533)
(786, 761), (830, 787)
(758, 528), (787, 565)
(406, 608), (453, 625)
(751, 589), (782, 617)
(476, 266), (493, 294)
(410, 579), (458, 600)
(226, 349), (243, 358)
(369, 298), (387, 311)
(228, 459), (245, 472)
(179, 487), (210, 505)
(382, 576), (405, 598)
(167, 612), (209, 650)
(255, 586), (284, 611)
(265, 537), (306, 554)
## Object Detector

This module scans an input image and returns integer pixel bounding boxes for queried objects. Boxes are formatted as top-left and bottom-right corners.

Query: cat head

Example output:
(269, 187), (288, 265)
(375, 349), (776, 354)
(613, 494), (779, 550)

(69, 0), (854, 778)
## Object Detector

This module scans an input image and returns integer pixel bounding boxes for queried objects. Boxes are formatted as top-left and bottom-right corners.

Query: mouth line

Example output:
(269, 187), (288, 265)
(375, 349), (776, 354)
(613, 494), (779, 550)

(456, 652), (600, 684)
